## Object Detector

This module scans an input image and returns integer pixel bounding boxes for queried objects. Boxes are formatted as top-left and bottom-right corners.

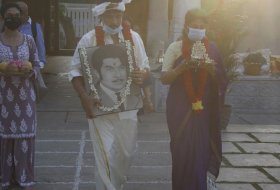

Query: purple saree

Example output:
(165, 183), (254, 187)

(166, 42), (227, 190)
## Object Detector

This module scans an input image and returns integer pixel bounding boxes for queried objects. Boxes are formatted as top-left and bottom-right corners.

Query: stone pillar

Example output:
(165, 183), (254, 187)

(146, 0), (169, 58)
(170, 0), (201, 41)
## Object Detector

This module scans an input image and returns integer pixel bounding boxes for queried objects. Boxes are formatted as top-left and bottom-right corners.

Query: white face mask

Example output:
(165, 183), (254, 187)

(103, 24), (123, 35)
(187, 27), (206, 41)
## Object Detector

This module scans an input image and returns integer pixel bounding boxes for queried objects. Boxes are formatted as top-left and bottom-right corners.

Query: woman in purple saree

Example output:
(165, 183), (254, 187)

(161, 9), (227, 190)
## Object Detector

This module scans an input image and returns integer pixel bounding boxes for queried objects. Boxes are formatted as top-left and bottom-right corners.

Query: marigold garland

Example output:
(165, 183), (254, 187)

(182, 37), (209, 112)
(183, 68), (208, 112)
(122, 21), (135, 46)
(95, 26), (105, 46)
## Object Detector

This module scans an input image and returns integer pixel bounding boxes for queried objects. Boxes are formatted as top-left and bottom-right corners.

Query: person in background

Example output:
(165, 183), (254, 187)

(17, 1), (46, 69)
(160, 8), (227, 190)
(69, 0), (150, 189)
(0, 2), (41, 189)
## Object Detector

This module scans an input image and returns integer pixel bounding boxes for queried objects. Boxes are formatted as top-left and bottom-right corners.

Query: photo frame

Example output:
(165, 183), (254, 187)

(79, 43), (143, 116)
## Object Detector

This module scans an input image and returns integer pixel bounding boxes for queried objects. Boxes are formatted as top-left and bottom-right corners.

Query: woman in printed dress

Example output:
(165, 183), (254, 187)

(160, 9), (228, 190)
(0, 3), (40, 190)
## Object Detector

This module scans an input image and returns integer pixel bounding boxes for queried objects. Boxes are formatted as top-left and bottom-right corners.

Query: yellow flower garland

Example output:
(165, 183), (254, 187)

(192, 100), (204, 111)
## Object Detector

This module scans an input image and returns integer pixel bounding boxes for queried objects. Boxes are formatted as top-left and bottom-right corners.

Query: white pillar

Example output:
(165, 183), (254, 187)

(170, 0), (201, 41)
(146, 0), (169, 58)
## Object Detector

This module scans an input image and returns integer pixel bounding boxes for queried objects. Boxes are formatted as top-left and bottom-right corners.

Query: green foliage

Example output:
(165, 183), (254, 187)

(203, 0), (249, 81)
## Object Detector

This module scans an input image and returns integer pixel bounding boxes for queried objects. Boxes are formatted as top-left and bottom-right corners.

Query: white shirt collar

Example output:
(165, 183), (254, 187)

(100, 82), (118, 103)
(27, 17), (32, 24)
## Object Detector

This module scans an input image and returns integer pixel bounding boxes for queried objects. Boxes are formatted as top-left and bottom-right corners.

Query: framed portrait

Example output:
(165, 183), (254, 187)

(79, 43), (143, 116)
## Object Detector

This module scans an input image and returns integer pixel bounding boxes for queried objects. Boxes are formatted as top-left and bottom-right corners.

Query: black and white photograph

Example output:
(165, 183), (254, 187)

(79, 44), (143, 116)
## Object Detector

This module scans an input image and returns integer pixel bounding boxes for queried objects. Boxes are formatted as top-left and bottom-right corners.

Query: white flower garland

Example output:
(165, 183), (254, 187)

(80, 40), (134, 112)
(191, 41), (214, 64)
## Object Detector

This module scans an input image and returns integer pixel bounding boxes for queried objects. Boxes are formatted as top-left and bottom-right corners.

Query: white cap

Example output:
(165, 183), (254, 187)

(92, 0), (132, 17)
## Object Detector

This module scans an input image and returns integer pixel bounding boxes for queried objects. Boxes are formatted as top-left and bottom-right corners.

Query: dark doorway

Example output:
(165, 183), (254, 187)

(0, 0), (150, 55)
(1, 0), (48, 23)
(125, 0), (149, 45)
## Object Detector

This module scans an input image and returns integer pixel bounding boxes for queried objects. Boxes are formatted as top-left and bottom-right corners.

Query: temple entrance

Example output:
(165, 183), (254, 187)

(125, 0), (149, 45)
(0, 0), (149, 55)
(52, 0), (149, 55)
(52, 0), (149, 54)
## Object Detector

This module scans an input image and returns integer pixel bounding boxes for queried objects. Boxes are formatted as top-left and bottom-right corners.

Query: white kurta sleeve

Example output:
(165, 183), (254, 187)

(69, 30), (96, 81)
(131, 31), (149, 70)
(162, 41), (182, 72)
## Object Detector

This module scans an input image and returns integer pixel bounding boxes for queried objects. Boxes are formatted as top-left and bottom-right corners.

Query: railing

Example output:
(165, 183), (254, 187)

(61, 3), (96, 38)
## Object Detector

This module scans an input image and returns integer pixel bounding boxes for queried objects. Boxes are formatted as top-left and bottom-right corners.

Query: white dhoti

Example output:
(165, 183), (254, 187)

(88, 110), (138, 190)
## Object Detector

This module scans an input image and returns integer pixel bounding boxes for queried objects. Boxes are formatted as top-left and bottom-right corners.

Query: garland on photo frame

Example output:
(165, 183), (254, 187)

(80, 22), (136, 112)
(80, 41), (134, 112)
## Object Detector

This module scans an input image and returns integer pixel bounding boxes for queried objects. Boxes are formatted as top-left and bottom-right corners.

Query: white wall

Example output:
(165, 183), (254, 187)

(146, 0), (169, 57)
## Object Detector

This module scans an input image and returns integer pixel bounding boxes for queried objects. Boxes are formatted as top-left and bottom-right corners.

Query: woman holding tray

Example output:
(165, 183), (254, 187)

(0, 2), (41, 190)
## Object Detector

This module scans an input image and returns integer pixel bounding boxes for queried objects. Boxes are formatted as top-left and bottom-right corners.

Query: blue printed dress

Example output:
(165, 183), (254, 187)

(0, 34), (40, 188)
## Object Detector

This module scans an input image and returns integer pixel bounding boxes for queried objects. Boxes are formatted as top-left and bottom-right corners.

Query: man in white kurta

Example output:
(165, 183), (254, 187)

(69, 1), (150, 189)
